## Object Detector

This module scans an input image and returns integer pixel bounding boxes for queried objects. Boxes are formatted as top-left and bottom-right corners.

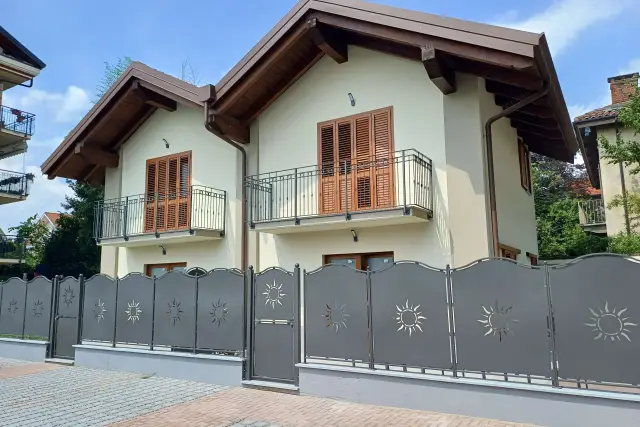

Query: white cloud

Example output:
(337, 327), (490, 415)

(495, 0), (632, 56)
(618, 58), (640, 76)
(2, 86), (91, 123)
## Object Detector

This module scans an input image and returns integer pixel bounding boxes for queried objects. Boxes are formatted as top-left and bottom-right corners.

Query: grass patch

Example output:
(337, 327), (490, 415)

(0, 334), (47, 341)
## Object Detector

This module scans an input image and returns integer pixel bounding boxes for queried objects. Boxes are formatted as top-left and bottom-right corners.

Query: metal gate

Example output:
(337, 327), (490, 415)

(52, 276), (83, 359)
(250, 266), (300, 383)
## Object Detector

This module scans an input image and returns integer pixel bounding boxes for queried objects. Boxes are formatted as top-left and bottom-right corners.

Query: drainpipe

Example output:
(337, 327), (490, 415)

(484, 83), (549, 256)
(615, 120), (632, 236)
(203, 97), (248, 271)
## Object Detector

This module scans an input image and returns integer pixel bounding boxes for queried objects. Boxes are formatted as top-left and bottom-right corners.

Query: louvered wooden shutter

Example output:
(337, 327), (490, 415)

(144, 162), (157, 232)
(354, 116), (372, 209)
(336, 120), (353, 212)
(372, 109), (393, 208)
(319, 123), (337, 214)
(177, 154), (190, 228)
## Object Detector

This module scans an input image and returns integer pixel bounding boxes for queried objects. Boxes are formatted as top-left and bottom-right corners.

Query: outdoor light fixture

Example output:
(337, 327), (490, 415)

(351, 229), (358, 242)
(163, 138), (170, 148)
(585, 127), (591, 137)
(159, 245), (166, 255)
(348, 93), (355, 107)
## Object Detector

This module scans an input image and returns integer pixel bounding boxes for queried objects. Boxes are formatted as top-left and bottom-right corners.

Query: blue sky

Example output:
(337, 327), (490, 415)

(1, 0), (639, 231)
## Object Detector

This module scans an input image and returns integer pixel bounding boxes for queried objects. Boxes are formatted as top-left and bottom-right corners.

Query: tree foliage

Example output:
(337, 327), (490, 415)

(599, 88), (640, 174)
(8, 214), (50, 269)
(95, 56), (132, 102)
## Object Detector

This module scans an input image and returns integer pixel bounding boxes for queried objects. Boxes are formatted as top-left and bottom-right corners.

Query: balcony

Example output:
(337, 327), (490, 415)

(578, 198), (606, 235)
(0, 169), (33, 204)
(0, 235), (25, 265)
(0, 105), (35, 159)
(94, 185), (226, 247)
(246, 149), (433, 234)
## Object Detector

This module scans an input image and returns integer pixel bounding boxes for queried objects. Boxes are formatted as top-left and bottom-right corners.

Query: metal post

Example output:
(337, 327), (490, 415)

(222, 190), (227, 234)
(150, 276), (157, 351)
(302, 269), (307, 364)
(46, 277), (57, 358)
(402, 150), (408, 214)
(189, 186), (194, 232)
(123, 196), (129, 240)
(154, 192), (160, 237)
(193, 275), (199, 354)
(544, 262), (560, 387)
(112, 277), (120, 347)
(445, 265), (458, 378)
(293, 168), (299, 225)
(49, 276), (61, 358)
(21, 275), (28, 339)
(293, 264), (301, 384)
(244, 266), (255, 380)
(344, 160), (350, 220)
(366, 270), (375, 370)
(76, 275), (85, 346)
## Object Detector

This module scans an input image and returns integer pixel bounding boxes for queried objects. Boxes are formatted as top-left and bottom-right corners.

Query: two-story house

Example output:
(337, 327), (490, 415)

(0, 24), (45, 268)
(575, 72), (639, 237)
(42, 0), (579, 276)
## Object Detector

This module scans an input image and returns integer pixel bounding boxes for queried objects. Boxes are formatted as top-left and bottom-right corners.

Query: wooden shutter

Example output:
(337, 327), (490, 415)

(372, 109), (394, 208)
(144, 162), (157, 232)
(518, 139), (531, 193)
(337, 120), (353, 212)
(178, 154), (190, 228)
(354, 115), (372, 209)
(319, 123), (337, 214)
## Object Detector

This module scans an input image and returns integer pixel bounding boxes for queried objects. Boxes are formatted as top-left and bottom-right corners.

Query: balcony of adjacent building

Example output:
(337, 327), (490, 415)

(246, 149), (433, 234)
(94, 185), (226, 247)
(578, 198), (607, 235)
(0, 105), (35, 160)
(0, 169), (32, 205)
(0, 235), (25, 265)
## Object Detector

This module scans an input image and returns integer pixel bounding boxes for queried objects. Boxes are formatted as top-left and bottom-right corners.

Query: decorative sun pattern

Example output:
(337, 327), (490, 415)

(477, 300), (519, 341)
(323, 302), (349, 333)
(395, 299), (426, 336)
(585, 301), (637, 342)
(8, 299), (19, 315)
(166, 299), (183, 325)
(62, 285), (75, 307)
(93, 299), (106, 323)
(125, 300), (142, 324)
(263, 280), (286, 309)
(32, 300), (44, 318)
(210, 299), (229, 327)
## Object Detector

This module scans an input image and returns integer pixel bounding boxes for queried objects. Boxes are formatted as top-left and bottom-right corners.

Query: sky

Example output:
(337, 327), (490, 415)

(0, 0), (639, 231)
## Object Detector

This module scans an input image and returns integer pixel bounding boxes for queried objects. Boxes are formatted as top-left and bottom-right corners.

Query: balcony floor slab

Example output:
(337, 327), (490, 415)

(0, 193), (26, 205)
(98, 228), (224, 247)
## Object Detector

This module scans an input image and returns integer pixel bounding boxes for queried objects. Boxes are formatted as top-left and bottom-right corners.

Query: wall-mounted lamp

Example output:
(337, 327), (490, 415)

(163, 138), (170, 148)
(159, 245), (166, 255)
(348, 93), (355, 107)
(584, 127), (591, 137)
(350, 229), (358, 242)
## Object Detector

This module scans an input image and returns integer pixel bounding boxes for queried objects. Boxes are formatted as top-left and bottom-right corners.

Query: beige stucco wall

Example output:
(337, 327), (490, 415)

(100, 104), (243, 276)
(599, 127), (640, 236)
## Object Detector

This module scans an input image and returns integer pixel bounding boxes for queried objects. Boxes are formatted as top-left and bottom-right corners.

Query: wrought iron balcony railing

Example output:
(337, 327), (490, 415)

(94, 185), (226, 241)
(0, 105), (35, 137)
(0, 235), (25, 261)
(245, 149), (433, 225)
(578, 198), (606, 226)
(0, 169), (33, 197)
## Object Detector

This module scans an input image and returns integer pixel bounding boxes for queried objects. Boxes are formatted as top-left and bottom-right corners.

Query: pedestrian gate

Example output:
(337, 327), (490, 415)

(52, 276), (82, 358)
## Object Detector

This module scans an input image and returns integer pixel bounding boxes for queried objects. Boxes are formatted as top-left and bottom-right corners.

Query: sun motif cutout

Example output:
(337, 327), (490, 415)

(395, 299), (426, 336)
(166, 299), (183, 325)
(323, 302), (349, 333)
(63, 285), (75, 306)
(8, 299), (18, 315)
(477, 300), (519, 341)
(93, 299), (106, 323)
(263, 280), (286, 309)
(125, 300), (142, 324)
(32, 300), (44, 318)
(585, 301), (637, 342)
(210, 299), (229, 327)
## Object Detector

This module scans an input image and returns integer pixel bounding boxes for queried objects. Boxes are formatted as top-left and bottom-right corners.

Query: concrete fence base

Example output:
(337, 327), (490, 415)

(0, 338), (48, 361)
(297, 363), (640, 427)
(74, 344), (244, 386)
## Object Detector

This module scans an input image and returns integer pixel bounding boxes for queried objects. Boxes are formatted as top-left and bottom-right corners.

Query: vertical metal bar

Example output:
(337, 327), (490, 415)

(445, 264), (458, 378)
(544, 262), (560, 387)
(47, 276), (58, 358)
(150, 275), (157, 351)
(402, 150), (407, 213)
(293, 264), (301, 385)
(222, 190), (227, 233)
(123, 196), (129, 240)
(294, 168), (298, 224)
(21, 275), (28, 339)
(302, 269), (307, 364)
(344, 160), (349, 220)
(76, 274), (85, 346)
(189, 186), (194, 231)
(366, 270), (374, 370)
(193, 275), (199, 353)
(112, 277), (120, 347)
(245, 266), (255, 380)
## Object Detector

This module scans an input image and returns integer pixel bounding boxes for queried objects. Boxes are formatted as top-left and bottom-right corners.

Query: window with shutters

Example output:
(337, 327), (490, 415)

(518, 138), (532, 194)
(144, 151), (192, 233)
(317, 107), (395, 215)
(499, 243), (521, 261)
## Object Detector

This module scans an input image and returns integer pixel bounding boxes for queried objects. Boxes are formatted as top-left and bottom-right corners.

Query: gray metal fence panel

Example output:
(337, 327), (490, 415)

(115, 274), (153, 345)
(451, 260), (551, 377)
(196, 269), (244, 351)
(24, 277), (53, 339)
(153, 271), (196, 349)
(82, 275), (117, 343)
(370, 262), (451, 369)
(254, 268), (294, 320)
(254, 322), (295, 380)
(0, 278), (25, 336)
(304, 265), (369, 361)
(550, 255), (640, 385)
(55, 277), (81, 358)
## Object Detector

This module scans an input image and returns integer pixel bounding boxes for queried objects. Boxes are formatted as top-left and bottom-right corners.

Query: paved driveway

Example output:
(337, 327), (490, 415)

(0, 358), (542, 427)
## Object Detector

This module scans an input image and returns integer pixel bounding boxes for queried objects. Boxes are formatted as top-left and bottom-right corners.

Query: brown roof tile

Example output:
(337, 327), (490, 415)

(574, 103), (625, 122)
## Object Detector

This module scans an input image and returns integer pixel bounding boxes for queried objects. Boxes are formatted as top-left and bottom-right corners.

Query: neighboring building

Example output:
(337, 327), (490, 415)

(574, 73), (639, 237)
(38, 211), (64, 233)
(0, 25), (45, 206)
(42, 0), (579, 276)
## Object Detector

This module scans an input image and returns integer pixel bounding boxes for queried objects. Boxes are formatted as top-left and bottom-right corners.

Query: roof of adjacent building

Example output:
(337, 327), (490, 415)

(574, 103), (626, 123)
(41, 212), (64, 226)
(0, 25), (46, 70)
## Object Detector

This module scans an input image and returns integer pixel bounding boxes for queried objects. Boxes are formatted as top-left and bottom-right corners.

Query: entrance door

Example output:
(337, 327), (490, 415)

(53, 277), (81, 359)
(251, 268), (300, 383)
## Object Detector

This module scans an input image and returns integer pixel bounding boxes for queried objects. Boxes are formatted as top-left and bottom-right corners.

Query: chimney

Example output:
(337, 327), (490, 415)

(608, 72), (639, 104)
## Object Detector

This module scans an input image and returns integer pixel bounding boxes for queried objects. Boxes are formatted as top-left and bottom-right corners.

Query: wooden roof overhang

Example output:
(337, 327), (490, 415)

(205, 0), (579, 163)
(41, 62), (207, 184)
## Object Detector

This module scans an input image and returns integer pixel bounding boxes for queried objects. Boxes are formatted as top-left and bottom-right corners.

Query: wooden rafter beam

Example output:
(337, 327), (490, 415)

(513, 122), (563, 138)
(421, 45), (456, 94)
(518, 130), (563, 142)
(485, 80), (547, 106)
(131, 81), (177, 111)
(508, 112), (558, 130)
(451, 57), (541, 90)
(308, 19), (348, 64)
(211, 111), (250, 144)
(74, 142), (119, 168)
(494, 95), (553, 118)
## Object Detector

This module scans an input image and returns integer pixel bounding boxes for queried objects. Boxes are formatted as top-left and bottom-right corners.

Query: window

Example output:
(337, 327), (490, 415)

(318, 107), (395, 214)
(518, 138), (532, 193)
(499, 244), (521, 261)
(145, 262), (187, 277)
(145, 151), (192, 232)
(526, 252), (538, 266)
(324, 252), (394, 271)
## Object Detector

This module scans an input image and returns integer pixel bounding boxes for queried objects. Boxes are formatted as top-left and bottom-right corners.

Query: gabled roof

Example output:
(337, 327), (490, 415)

(0, 25), (46, 70)
(574, 103), (626, 124)
(41, 62), (210, 182)
(40, 212), (65, 227)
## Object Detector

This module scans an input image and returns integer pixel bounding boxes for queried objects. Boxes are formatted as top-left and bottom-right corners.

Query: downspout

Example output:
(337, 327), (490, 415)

(615, 120), (632, 235)
(484, 82), (549, 256)
(203, 98), (248, 271)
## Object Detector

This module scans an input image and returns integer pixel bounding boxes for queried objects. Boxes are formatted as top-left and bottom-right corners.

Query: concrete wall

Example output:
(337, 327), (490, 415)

(0, 338), (48, 361)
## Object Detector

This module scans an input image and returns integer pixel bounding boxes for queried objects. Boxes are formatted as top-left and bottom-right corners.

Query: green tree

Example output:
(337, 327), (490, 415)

(8, 214), (50, 269)
(95, 56), (132, 101)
